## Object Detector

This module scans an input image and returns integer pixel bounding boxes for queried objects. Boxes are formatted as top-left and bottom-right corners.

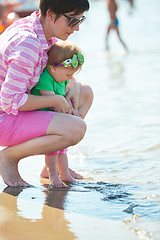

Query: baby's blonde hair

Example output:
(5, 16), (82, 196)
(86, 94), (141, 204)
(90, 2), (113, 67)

(47, 41), (84, 70)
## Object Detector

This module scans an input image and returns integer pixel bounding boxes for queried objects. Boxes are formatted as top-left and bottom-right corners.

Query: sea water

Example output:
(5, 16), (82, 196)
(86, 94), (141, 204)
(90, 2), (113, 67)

(67, 0), (160, 238)
(0, 0), (160, 239)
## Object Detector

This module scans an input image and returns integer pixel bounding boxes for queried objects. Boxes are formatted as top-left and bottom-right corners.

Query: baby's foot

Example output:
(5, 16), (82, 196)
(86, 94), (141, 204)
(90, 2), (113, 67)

(59, 172), (77, 183)
(69, 168), (83, 179)
(50, 174), (66, 188)
(40, 166), (83, 180)
(0, 152), (30, 187)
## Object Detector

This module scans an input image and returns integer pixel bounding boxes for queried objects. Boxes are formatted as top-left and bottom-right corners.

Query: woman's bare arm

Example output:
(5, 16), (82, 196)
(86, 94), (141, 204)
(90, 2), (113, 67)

(18, 93), (71, 113)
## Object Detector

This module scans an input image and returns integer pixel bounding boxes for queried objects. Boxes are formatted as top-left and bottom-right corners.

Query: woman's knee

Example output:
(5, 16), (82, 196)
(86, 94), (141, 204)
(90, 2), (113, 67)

(61, 116), (86, 146)
(47, 113), (86, 144)
(68, 117), (87, 145)
(80, 84), (94, 105)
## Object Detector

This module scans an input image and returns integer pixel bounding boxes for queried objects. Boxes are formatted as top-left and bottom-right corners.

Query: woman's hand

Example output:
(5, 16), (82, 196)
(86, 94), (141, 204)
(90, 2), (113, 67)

(18, 92), (71, 114)
(39, 90), (71, 114)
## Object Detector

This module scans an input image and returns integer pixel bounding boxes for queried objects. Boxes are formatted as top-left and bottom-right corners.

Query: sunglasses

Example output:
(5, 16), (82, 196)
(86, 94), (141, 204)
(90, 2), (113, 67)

(62, 13), (86, 28)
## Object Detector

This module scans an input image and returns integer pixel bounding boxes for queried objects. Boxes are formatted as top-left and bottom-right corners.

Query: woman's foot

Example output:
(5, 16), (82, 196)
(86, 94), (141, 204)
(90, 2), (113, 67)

(0, 151), (30, 187)
(40, 166), (49, 178)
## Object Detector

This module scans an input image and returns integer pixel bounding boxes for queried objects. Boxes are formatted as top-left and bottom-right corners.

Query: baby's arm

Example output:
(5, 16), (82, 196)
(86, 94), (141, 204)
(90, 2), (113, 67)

(65, 77), (81, 117)
(39, 90), (71, 114)
(39, 90), (56, 96)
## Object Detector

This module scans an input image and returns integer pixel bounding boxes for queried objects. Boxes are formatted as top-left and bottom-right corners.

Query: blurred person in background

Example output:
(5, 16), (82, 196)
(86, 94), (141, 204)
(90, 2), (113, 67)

(0, 2), (20, 34)
(106, 0), (128, 51)
(128, 0), (134, 8)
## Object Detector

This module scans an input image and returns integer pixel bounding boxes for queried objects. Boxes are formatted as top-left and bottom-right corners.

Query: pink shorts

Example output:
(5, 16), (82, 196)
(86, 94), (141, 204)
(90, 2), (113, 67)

(0, 111), (67, 155)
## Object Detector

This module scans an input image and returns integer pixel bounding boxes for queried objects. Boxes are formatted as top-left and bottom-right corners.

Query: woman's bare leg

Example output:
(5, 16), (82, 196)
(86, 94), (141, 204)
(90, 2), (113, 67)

(0, 112), (86, 186)
(78, 83), (94, 119)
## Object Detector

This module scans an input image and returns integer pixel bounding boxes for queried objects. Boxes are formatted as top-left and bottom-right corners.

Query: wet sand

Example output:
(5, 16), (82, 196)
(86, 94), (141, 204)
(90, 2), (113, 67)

(0, 174), (137, 240)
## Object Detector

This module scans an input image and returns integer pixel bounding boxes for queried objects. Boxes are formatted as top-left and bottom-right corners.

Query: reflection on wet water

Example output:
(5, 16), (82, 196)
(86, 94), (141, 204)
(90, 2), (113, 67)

(2, 179), (159, 223)
(0, 191), (76, 240)
(1, 182), (132, 220)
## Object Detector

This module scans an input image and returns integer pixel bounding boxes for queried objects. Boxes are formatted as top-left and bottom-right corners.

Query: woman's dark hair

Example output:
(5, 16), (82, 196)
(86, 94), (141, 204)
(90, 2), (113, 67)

(39, 0), (90, 16)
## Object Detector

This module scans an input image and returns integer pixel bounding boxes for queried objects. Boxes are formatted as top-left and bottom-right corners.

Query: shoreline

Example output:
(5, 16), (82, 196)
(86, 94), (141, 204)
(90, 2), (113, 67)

(0, 189), (138, 240)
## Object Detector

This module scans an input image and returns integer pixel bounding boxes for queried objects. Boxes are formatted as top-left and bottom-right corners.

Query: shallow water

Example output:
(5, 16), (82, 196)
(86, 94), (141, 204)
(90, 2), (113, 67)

(0, 0), (160, 239)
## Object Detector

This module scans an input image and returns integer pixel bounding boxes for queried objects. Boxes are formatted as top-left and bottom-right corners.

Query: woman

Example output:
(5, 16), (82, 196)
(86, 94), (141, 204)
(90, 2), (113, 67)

(0, 0), (93, 187)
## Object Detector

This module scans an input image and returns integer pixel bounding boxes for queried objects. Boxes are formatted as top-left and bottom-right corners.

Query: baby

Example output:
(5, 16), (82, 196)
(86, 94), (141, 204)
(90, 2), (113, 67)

(31, 41), (85, 187)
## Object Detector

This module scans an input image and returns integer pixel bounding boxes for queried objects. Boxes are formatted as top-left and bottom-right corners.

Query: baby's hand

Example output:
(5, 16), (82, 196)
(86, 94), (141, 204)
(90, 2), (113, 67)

(53, 95), (71, 114)
(68, 102), (82, 118)
(67, 99), (82, 118)
(71, 108), (79, 116)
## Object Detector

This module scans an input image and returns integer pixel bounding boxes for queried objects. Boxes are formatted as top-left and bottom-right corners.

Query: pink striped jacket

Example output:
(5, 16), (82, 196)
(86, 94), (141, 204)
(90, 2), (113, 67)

(0, 11), (56, 122)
